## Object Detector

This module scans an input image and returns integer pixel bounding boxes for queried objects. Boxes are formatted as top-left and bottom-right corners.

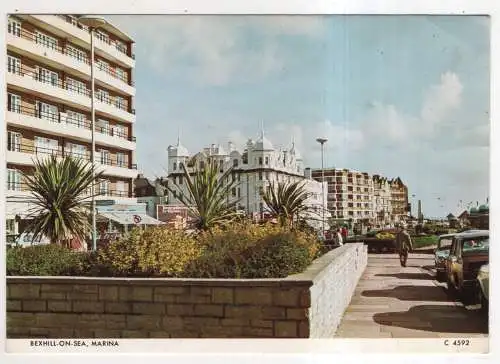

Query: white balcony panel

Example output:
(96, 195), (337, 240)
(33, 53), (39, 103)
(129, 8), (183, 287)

(29, 15), (135, 69)
(96, 164), (138, 179)
(7, 151), (36, 166)
(7, 111), (136, 151)
(7, 33), (135, 97)
(7, 72), (136, 124)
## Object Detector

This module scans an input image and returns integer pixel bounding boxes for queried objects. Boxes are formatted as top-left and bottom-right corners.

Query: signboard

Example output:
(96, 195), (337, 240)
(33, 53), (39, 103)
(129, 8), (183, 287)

(96, 203), (147, 214)
(156, 205), (192, 230)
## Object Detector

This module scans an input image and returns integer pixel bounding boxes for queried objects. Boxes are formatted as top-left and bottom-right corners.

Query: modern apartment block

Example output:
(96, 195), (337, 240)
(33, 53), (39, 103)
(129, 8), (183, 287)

(312, 168), (409, 226)
(166, 132), (331, 231)
(6, 14), (137, 235)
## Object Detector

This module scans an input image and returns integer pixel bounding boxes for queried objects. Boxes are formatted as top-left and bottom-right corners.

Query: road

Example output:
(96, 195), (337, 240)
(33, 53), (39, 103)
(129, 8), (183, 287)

(336, 253), (488, 338)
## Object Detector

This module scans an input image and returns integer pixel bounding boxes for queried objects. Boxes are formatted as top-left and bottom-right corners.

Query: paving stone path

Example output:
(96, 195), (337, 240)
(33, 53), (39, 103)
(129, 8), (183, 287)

(336, 253), (489, 338)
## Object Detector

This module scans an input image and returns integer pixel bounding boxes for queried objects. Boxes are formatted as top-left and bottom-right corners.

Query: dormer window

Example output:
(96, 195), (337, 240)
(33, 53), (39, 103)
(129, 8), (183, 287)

(233, 159), (239, 167)
(259, 157), (263, 165)
(265, 156), (269, 165)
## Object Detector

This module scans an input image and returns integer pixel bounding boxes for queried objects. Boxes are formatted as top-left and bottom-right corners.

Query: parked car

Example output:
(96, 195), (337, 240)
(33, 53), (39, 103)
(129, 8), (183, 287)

(435, 233), (456, 282)
(13, 232), (50, 247)
(445, 230), (489, 303)
(476, 264), (489, 313)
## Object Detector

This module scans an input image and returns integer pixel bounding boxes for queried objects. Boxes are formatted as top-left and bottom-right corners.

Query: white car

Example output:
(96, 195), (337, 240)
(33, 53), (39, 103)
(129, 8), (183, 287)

(476, 264), (489, 313)
(14, 232), (50, 247)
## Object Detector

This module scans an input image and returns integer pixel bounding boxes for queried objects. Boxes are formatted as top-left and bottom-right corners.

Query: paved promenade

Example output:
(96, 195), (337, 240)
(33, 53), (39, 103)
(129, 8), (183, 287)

(336, 253), (488, 338)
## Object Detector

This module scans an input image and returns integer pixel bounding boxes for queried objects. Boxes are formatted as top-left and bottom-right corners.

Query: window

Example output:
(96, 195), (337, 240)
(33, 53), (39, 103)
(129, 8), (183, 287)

(7, 55), (20, 74)
(113, 124), (127, 139)
(66, 45), (87, 63)
(219, 160), (224, 173)
(265, 156), (269, 165)
(7, 131), (21, 152)
(265, 172), (270, 180)
(173, 162), (177, 171)
(232, 187), (236, 197)
(66, 110), (86, 128)
(8, 18), (21, 36)
(116, 181), (127, 196)
(96, 58), (110, 73)
(99, 179), (110, 196)
(259, 172), (263, 181)
(34, 136), (59, 155)
(179, 175), (183, 185)
(66, 77), (86, 95)
(116, 152), (126, 168)
(115, 96), (125, 110)
(115, 39), (127, 54)
(7, 169), (21, 191)
(199, 161), (205, 169)
(7, 93), (21, 113)
(35, 66), (59, 86)
(96, 119), (110, 135)
(259, 186), (264, 195)
(35, 31), (58, 49)
(115, 67), (127, 82)
(233, 159), (239, 167)
(36, 101), (58, 122)
(100, 150), (111, 165)
(95, 30), (109, 43)
(237, 188), (241, 198)
(65, 142), (86, 159)
(258, 157), (263, 165)
(96, 89), (110, 103)
(237, 174), (240, 182)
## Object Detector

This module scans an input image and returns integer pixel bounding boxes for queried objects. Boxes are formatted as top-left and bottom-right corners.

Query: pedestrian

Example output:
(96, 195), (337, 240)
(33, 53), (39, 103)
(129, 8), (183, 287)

(395, 223), (413, 267)
(335, 228), (344, 246)
(341, 225), (348, 240)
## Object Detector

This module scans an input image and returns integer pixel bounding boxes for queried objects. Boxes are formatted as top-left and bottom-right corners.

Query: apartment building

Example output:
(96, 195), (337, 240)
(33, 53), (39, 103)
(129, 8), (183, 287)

(166, 132), (331, 231)
(312, 168), (409, 226)
(311, 168), (374, 222)
(6, 14), (138, 235)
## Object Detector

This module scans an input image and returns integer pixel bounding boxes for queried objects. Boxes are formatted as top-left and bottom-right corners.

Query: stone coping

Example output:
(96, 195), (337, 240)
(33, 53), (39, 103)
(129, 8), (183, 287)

(7, 243), (365, 288)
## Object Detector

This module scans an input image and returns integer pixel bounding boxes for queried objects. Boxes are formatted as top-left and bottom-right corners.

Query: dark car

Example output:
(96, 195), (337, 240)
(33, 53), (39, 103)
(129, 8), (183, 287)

(445, 230), (489, 303)
(435, 233), (456, 282)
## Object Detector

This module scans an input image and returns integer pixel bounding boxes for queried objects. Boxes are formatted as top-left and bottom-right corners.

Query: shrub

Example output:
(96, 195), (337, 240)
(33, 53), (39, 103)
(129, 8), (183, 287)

(6, 244), (88, 276)
(183, 223), (320, 278)
(96, 227), (202, 277)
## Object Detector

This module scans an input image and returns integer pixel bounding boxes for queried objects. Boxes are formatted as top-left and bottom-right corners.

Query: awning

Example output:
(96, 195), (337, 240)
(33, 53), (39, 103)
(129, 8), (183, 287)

(98, 212), (164, 225)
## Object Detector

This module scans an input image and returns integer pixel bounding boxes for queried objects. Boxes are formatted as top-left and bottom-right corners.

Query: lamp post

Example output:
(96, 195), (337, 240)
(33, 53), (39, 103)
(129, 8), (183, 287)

(316, 137), (328, 236)
(78, 16), (108, 251)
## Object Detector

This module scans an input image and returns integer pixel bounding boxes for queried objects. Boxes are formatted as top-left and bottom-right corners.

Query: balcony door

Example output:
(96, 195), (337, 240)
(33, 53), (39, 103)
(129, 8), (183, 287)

(36, 66), (59, 86)
(35, 31), (58, 50)
(7, 93), (21, 113)
(7, 131), (21, 152)
(7, 55), (21, 74)
(36, 101), (59, 123)
(7, 169), (21, 191)
(34, 136), (59, 156)
(8, 18), (21, 36)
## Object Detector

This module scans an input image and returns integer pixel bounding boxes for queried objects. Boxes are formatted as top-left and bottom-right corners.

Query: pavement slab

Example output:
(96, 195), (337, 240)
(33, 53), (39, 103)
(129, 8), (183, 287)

(335, 253), (489, 338)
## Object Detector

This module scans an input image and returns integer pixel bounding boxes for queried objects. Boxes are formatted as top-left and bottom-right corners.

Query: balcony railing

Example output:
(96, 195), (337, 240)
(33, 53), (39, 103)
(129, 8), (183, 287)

(7, 103), (136, 142)
(56, 15), (135, 59)
(8, 25), (133, 86)
(7, 142), (137, 170)
(7, 179), (131, 198)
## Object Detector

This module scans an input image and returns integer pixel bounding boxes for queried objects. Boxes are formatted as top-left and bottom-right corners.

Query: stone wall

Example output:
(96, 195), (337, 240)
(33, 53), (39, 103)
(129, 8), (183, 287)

(6, 243), (367, 338)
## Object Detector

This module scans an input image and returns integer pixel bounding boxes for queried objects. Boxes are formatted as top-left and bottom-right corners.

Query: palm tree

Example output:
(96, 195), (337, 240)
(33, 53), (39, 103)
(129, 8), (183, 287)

(168, 158), (240, 230)
(262, 181), (312, 228)
(21, 155), (103, 246)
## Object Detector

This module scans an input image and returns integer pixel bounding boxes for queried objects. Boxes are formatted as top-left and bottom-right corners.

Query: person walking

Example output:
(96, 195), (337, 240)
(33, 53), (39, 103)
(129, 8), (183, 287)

(341, 226), (348, 240)
(335, 228), (344, 246)
(395, 223), (413, 267)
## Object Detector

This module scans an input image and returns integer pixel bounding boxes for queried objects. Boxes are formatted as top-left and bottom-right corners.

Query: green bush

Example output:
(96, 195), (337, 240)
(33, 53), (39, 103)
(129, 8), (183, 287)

(182, 223), (320, 278)
(7, 244), (88, 276)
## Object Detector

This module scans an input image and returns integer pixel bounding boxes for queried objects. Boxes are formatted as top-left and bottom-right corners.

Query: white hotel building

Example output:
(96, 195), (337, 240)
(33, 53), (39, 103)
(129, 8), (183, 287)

(6, 15), (138, 235)
(166, 132), (330, 231)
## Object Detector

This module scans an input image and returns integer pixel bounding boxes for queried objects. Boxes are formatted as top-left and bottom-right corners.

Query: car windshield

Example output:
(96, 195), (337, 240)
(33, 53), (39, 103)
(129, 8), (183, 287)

(462, 236), (489, 252)
(438, 237), (453, 250)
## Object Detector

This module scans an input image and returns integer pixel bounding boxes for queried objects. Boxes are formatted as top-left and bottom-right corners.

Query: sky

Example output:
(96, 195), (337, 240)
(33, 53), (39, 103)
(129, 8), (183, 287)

(107, 15), (490, 218)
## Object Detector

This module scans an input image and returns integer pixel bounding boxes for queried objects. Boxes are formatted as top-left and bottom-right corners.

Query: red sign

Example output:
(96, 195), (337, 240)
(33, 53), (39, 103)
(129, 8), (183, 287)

(133, 214), (142, 224)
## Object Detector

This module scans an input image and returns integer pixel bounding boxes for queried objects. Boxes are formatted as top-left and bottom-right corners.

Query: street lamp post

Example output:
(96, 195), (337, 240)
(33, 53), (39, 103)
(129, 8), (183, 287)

(316, 137), (328, 236)
(78, 16), (108, 251)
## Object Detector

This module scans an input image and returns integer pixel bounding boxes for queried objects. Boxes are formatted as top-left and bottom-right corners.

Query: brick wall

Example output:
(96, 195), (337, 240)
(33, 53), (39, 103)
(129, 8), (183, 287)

(6, 243), (367, 339)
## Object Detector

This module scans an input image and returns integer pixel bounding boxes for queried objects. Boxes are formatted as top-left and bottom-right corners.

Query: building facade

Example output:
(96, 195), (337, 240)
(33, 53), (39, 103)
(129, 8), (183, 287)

(166, 132), (330, 231)
(312, 168), (409, 227)
(6, 15), (137, 235)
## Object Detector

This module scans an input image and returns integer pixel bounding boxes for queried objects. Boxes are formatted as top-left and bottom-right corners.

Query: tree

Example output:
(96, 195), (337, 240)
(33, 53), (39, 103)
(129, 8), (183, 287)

(262, 181), (312, 228)
(22, 155), (103, 246)
(168, 158), (240, 230)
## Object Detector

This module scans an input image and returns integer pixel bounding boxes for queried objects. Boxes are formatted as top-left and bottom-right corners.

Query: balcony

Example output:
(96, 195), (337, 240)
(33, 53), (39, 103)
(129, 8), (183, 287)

(7, 104), (136, 151)
(27, 15), (135, 69)
(7, 66), (135, 124)
(6, 142), (138, 179)
(7, 27), (135, 96)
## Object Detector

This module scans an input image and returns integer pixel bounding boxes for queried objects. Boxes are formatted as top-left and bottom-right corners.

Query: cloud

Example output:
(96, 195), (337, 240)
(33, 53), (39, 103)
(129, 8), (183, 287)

(109, 15), (326, 86)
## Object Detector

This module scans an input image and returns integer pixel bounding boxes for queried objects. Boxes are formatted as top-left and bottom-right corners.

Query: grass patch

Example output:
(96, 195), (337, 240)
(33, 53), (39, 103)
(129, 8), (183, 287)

(412, 235), (439, 249)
